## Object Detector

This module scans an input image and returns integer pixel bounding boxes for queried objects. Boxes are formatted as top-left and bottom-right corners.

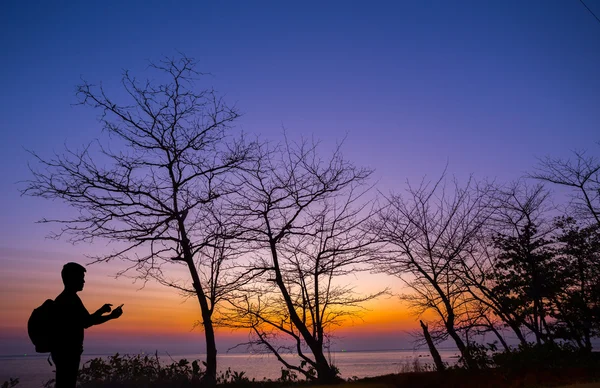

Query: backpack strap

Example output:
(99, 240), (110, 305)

(47, 354), (53, 366)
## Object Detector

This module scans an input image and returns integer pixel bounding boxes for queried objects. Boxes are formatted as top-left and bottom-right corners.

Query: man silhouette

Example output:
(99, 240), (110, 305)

(51, 262), (123, 388)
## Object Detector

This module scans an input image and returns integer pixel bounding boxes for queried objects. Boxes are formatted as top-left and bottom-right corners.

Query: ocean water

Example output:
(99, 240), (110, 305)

(0, 349), (460, 388)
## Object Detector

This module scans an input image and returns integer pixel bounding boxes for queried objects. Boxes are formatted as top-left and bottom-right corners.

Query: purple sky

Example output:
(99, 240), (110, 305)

(1, 0), (599, 355)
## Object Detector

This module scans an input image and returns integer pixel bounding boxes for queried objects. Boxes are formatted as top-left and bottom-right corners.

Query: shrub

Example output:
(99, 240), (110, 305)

(43, 353), (204, 388)
(492, 342), (596, 371)
(1, 378), (19, 388)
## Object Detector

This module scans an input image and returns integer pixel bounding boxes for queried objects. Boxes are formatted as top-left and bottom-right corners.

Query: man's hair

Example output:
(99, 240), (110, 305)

(61, 262), (86, 285)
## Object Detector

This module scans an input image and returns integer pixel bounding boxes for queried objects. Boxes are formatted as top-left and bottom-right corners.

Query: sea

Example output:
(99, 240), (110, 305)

(0, 349), (460, 388)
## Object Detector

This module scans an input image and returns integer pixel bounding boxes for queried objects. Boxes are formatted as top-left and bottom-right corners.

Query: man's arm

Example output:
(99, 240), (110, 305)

(85, 304), (123, 327)
(89, 313), (113, 326)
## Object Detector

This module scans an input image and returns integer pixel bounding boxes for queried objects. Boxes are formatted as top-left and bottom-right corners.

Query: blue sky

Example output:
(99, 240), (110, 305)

(1, 0), (599, 354)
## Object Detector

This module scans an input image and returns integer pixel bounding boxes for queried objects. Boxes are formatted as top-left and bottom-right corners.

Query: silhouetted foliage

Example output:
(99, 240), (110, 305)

(550, 217), (600, 351)
(41, 352), (353, 388)
(0, 378), (19, 388)
(492, 342), (597, 371)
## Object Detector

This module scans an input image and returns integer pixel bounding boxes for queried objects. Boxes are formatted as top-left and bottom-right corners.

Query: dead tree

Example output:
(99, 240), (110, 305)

(219, 137), (382, 383)
(369, 174), (493, 370)
(420, 320), (446, 371)
(532, 148), (600, 226)
(22, 56), (253, 385)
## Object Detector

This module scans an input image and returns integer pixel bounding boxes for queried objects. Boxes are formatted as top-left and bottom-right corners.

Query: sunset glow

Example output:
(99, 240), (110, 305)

(1, 1), (599, 361)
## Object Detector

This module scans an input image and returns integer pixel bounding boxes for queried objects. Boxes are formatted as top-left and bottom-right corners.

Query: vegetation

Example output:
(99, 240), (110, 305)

(37, 352), (328, 388)
(40, 353), (262, 388)
(21, 345), (598, 388)
(0, 378), (19, 388)
(366, 151), (600, 366)
(22, 53), (600, 383)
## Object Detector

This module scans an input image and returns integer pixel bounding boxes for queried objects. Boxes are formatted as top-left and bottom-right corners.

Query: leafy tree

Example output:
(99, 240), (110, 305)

(456, 236), (529, 346)
(552, 217), (600, 351)
(488, 183), (559, 345)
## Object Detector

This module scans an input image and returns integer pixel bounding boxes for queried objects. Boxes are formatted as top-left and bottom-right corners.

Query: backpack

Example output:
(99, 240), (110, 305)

(28, 299), (55, 353)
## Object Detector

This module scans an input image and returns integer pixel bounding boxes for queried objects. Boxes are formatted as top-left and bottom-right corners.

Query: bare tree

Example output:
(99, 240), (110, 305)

(22, 56), (253, 385)
(532, 148), (600, 226)
(455, 299), (510, 351)
(369, 174), (493, 370)
(419, 320), (446, 371)
(217, 137), (381, 382)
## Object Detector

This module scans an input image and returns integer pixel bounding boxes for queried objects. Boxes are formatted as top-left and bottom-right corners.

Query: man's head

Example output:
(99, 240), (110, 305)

(61, 262), (86, 292)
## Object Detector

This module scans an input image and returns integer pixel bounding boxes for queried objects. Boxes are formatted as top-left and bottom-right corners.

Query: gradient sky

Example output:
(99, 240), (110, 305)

(1, 0), (599, 356)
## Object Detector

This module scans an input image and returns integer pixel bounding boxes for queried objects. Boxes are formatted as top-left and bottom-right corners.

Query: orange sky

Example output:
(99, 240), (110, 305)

(0, 246), (423, 355)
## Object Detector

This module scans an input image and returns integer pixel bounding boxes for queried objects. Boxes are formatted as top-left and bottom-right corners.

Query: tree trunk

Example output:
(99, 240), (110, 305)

(315, 360), (338, 383)
(444, 310), (478, 370)
(420, 320), (445, 371)
(583, 324), (592, 353)
(506, 319), (527, 345)
(531, 305), (543, 345)
(446, 323), (477, 369)
(433, 283), (477, 370)
(270, 241), (338, 383)
(188, 263), (217, 385)
(202, 318), (218, 384)
(181, 229), (217, 386)
(278, 280), (337, 383)
(489, 324), (510, 351)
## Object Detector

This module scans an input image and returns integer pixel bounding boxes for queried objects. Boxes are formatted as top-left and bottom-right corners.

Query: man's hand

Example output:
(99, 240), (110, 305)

(110, 305), (124, 319)
(98, 303), (113, 314)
